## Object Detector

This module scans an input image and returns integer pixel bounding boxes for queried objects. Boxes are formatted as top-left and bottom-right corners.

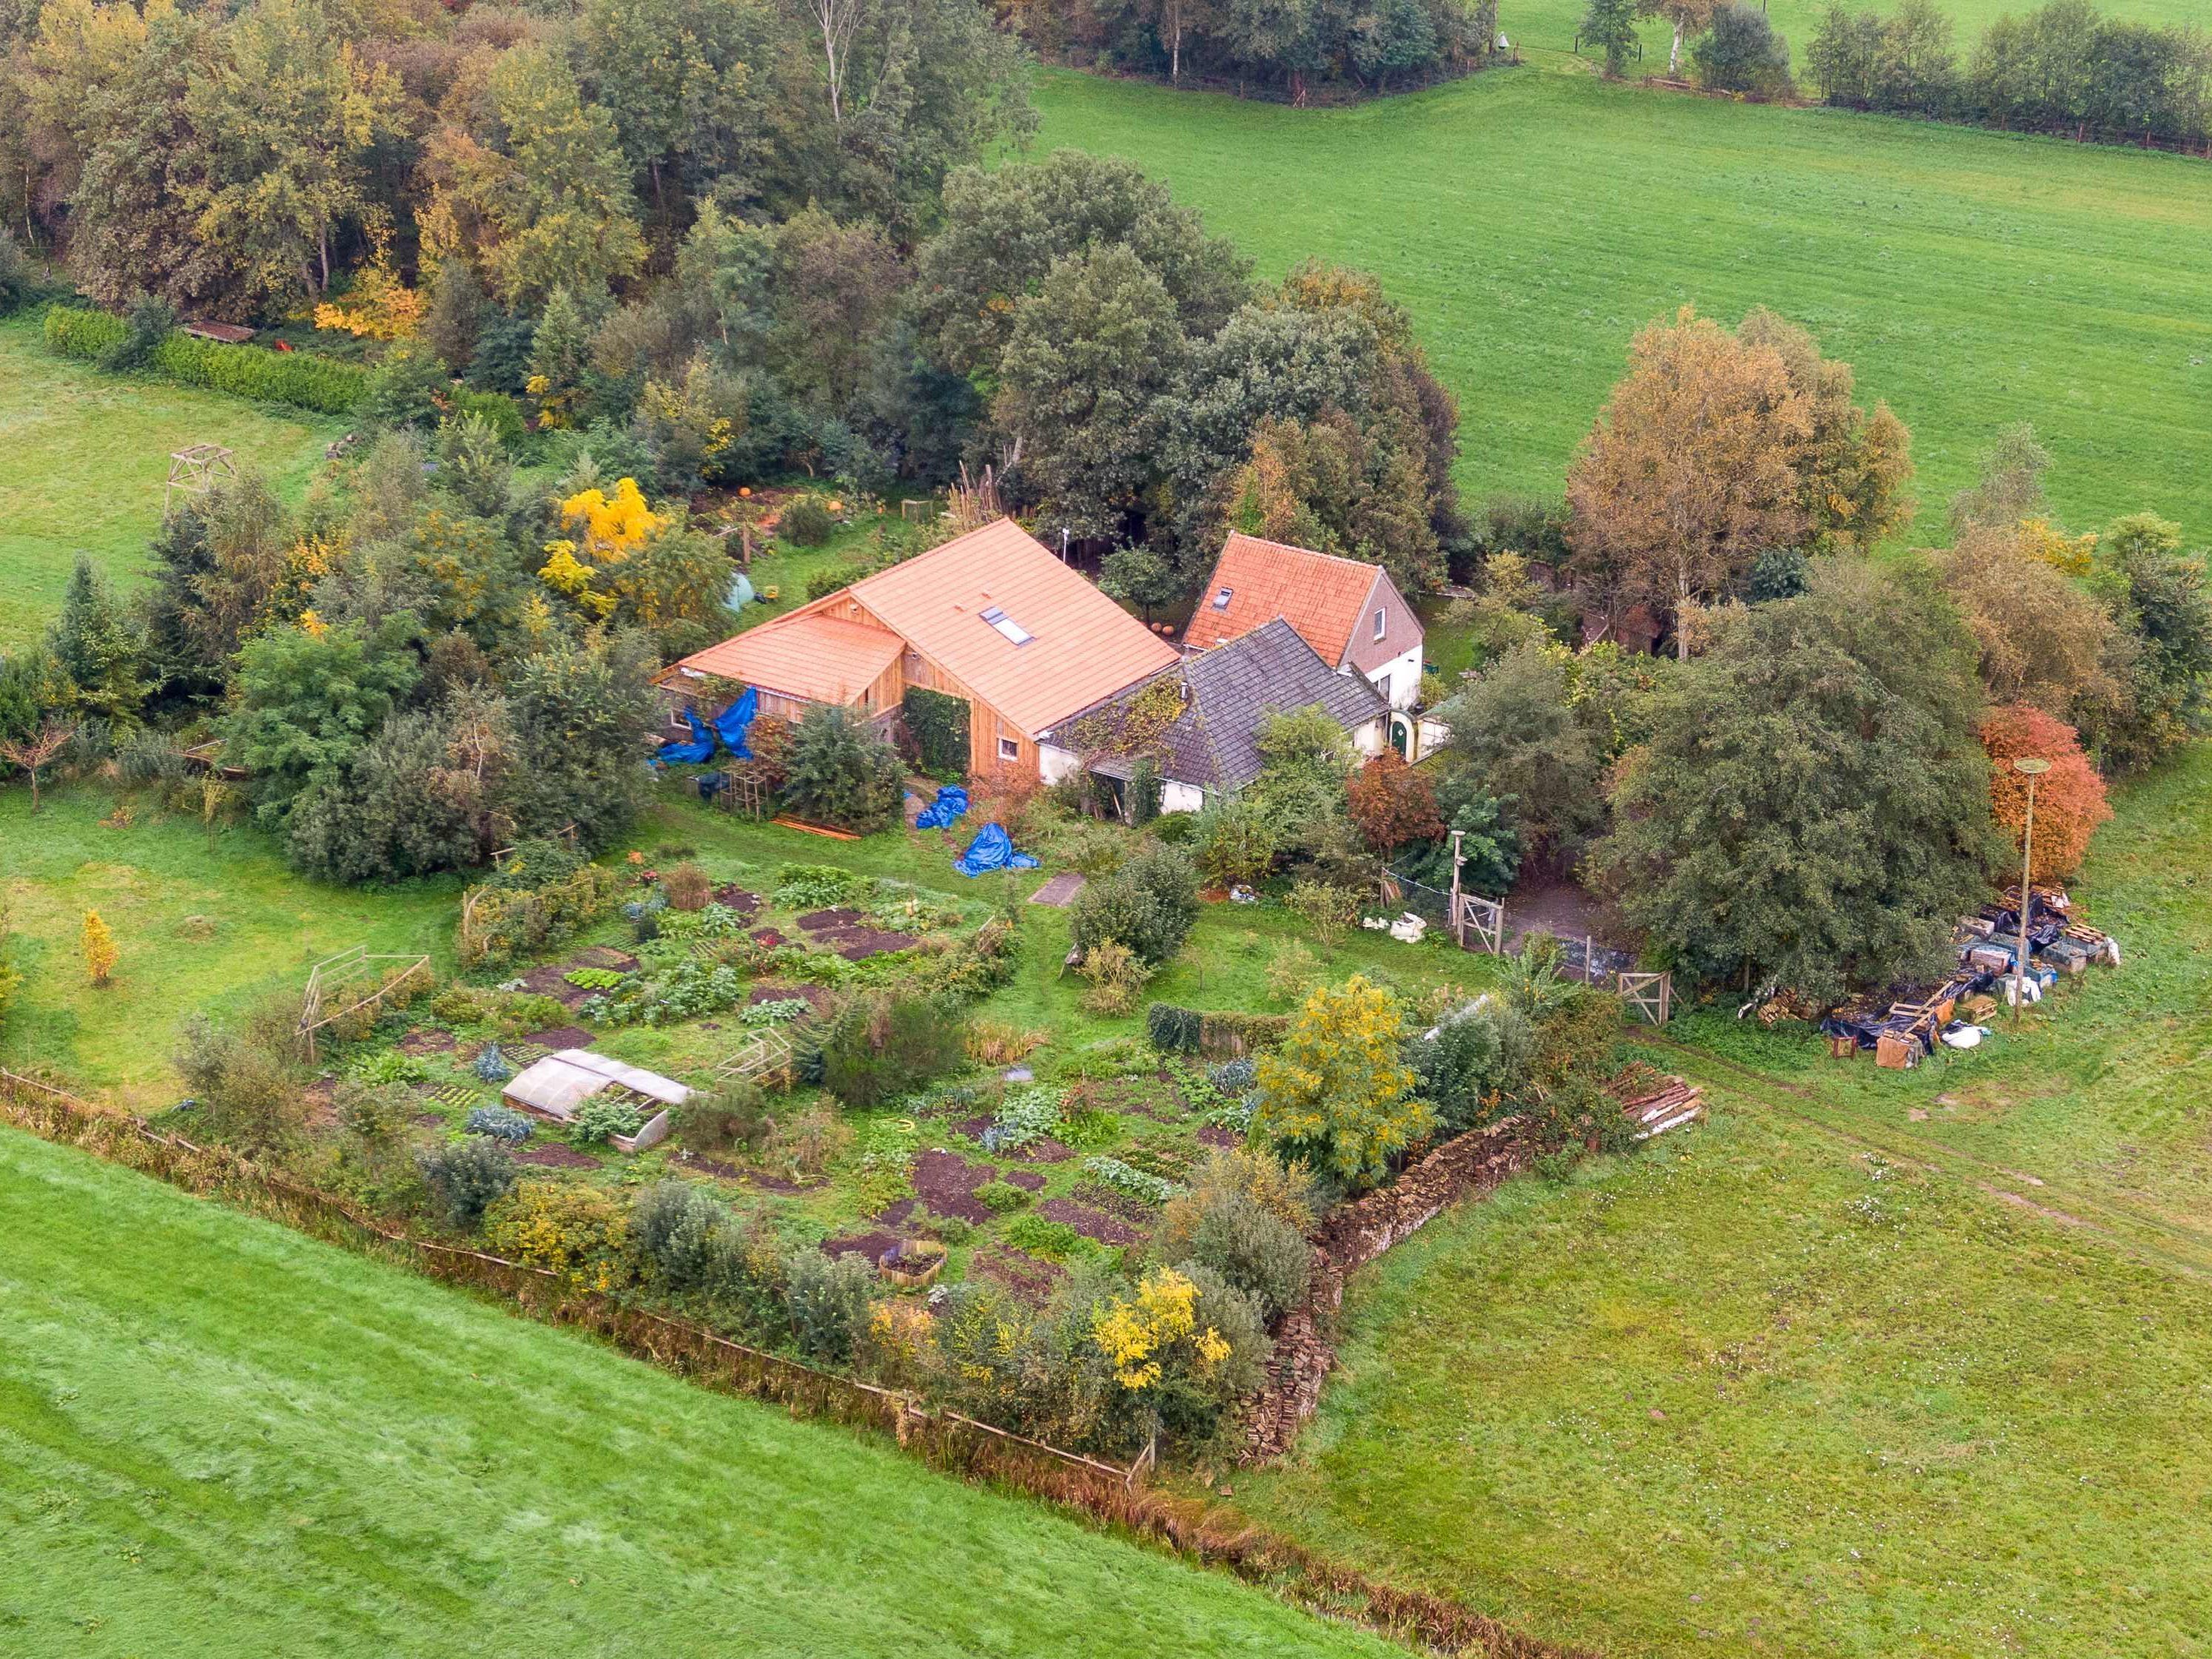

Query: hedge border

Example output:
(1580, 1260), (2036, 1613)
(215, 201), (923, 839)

(43, 303), (367, 415)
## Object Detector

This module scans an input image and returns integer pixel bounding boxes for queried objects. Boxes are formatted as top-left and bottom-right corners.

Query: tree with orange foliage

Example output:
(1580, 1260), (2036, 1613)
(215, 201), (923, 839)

(1347, 751), (1442, 855)
(1979, 704), (2111, 884)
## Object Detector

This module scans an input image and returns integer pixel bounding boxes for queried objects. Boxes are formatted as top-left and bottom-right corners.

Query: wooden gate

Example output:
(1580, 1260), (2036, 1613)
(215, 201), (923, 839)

(1454, 892), (1506, 954)
(1616, 970), (1673, 1026)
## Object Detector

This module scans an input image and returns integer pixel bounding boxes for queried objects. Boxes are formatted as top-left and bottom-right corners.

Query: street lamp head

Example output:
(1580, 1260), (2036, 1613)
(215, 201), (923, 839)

(2013, 757), (2052, 776)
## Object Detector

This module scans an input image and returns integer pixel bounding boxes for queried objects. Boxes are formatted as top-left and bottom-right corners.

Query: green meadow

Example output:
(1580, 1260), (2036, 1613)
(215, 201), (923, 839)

(0, 1125), (1400, 1659)
(1026, 61), (2212, 539)
(0, 314), (338, 649)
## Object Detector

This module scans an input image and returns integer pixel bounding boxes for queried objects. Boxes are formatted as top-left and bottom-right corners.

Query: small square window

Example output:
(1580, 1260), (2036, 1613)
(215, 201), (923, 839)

(669, 708), (691, 732)
(1373, 608), (1387, 642)
(1211, 588), (1234, 610)
(998, 736), (1021, 762)
(979, 605), (1033, 645)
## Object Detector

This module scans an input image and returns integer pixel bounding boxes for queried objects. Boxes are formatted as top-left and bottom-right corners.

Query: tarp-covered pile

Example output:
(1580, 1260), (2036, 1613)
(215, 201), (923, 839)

(953, 822), (1038, 877)
(653, 690), (757, 767)
(653, 709), (716, 767)
(1818, 885), (2121, 1067)
(915, 786), (969, 830)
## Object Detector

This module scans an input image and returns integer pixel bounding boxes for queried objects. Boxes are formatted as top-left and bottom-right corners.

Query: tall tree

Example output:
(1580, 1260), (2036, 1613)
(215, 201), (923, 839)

(221, 619), (420, 827)
(1639, 0), (1716, 74)
(1581, 0), (1641, 75)
(1595, 560), (1999, 1003)
(1565, 307), (1813, 657)
(49, 555), (145, 724)
(184, 0), (400, 306)
(995, 243), (1189, 536)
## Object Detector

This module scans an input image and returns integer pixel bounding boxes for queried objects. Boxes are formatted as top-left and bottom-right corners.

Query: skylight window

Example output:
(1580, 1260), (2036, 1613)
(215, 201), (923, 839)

(979, 605), (1033, 645)
(1211, 588), (1234, 610)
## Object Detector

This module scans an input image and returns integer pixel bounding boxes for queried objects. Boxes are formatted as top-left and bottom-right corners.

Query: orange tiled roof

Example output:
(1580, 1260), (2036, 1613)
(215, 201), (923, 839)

(1181, 532), (1386, 664)
(670, 610), (903, 707)
(850, 519), (1179, 735)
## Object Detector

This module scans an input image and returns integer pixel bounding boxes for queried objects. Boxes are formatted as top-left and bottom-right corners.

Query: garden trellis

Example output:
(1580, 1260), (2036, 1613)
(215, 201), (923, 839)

(295, 946), (432, 1063)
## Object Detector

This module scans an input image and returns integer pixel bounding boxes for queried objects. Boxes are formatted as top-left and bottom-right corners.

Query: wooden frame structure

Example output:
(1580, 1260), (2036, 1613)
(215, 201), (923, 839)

(1453, 892), (1506, 954)
(1616, 970), (1673, 1026)
(165, 443), (238, 519)
(703, 1029), (796, 1091)
(297, 946), (431, 1062)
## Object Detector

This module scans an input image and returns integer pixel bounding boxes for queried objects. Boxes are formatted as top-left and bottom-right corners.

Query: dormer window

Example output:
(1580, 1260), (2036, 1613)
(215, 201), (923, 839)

(1372, 608), (1386, 642)
(979, 605), (1032, 645)
(1211, 588), (1233, 610)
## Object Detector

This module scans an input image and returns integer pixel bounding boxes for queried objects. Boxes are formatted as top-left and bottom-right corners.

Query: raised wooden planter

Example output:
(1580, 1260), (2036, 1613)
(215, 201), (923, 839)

(879, 1241), (947, 1289)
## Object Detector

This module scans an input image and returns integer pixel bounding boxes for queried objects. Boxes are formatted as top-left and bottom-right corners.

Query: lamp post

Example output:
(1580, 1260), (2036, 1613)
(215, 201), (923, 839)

(2011, 756), (2051, 1026)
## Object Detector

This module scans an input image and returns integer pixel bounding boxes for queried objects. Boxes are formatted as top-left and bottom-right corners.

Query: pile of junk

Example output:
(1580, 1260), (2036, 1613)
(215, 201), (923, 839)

(1814, 886), (2122, 1070)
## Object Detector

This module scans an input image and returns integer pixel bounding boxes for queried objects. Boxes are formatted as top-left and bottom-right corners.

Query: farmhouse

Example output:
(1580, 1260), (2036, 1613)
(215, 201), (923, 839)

(657, 518), (1179, 780)
(1182, 533), (1425, 710)
(1041, 618), (1388, 815)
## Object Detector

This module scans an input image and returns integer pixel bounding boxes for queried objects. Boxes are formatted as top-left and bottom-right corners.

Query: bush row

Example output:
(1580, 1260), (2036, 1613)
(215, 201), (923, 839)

(1145, 1003), (1291, 1059)
(44, 304), (369, 414)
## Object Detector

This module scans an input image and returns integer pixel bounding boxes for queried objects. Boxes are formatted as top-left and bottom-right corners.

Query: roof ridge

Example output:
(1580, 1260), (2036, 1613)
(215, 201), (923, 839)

(1226, 531), (1378, 573)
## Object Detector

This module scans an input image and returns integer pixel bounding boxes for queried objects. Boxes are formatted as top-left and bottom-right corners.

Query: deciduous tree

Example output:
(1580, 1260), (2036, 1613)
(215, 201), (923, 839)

(1594, 560), (1999, 1003)
(1979, 704), (2110, 883)
(1566, 308), (1812, 656)
(1252, 975), (1433, 1191)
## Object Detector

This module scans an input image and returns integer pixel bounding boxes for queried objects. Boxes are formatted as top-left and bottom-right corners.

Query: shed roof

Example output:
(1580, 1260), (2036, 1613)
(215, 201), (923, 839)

(1182, 533), (1401, 665)
(1058, 619), (1386, 795)
(847, 519), (1179, 736)
(502, 1049), (691, 1122)
(668, 611), (904, 707)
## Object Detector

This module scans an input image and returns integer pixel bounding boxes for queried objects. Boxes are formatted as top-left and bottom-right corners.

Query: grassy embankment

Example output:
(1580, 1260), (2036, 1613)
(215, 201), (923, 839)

(0, 1124), (1405, 1659)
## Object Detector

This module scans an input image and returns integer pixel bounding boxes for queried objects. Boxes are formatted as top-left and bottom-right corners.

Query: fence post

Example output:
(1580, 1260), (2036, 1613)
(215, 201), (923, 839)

(1448, 830), (1465, 949)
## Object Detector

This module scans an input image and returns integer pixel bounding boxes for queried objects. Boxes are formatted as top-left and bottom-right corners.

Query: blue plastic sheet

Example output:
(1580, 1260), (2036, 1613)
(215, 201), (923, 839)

(953, 822), (1038, 877)
(711, 687), (757, 761)
(653, 709), (716, 767)
(915, 785), (970, 830)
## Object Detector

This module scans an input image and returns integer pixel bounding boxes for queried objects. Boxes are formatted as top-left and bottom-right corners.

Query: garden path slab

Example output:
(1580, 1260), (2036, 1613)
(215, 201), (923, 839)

(1027, 872), (1087, 907)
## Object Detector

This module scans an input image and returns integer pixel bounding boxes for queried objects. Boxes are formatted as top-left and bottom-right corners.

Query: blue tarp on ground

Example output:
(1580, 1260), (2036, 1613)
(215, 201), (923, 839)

(953, 822), (1038, 877)
(711, 687), (757, 761)
(915, 785), (969, 830)
(654, 709), (716, 767)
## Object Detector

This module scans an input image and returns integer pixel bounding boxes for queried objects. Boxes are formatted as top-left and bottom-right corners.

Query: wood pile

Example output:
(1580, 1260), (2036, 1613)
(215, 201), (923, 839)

(1615, 1074), (1704, 1139)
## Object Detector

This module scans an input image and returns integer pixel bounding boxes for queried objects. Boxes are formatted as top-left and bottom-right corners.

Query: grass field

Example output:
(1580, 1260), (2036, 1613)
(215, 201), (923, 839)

(1226, 1106), (2212, 1658)
(0, 314), (340, 649)
(0, 1125), (1401, 1658)
(1026, 61), (2212, 539)
(0, 791), (459, 1106)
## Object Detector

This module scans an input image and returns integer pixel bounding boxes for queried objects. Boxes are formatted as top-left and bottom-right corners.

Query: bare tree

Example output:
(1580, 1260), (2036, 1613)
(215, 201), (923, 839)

(0, 721), (76, 812)
(811, 0), (865, 125)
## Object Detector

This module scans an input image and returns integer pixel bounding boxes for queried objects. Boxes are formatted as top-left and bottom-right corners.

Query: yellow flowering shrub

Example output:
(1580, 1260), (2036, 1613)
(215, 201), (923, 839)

(484, 1181), (631, 1290)
(1089, 1268), (1229, 1391)
(559, 478), (663, 561)
(312, 260), (424, 340)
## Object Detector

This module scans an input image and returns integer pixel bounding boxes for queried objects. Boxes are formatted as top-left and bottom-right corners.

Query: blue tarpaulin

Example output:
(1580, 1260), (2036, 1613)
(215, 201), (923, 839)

(653, 709), (716, 767)
(953, 822), (1038, 877)
(711, 686), (757, 761)
(915, 785), (969, 830)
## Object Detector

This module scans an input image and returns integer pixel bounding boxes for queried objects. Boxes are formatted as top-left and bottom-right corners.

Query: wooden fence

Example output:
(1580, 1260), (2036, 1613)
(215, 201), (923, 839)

(0, 1067), (1587, 1659)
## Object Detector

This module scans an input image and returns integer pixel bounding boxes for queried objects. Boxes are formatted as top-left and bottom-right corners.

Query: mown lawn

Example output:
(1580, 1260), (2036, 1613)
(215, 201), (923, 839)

(0, 1125), (1401, 1659)
(0, 314), (339, 649)
(1226, 1107), (2212, 1658)
(0, 790), (459, 1106)
(1025, 61), (2212, 538)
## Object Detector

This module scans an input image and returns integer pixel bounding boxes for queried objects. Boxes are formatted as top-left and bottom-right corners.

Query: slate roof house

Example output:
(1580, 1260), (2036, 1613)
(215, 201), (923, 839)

(1040, 619), (1389, 815)
(1182, 533), (1425, 710)
(658, 519), (1180, 780)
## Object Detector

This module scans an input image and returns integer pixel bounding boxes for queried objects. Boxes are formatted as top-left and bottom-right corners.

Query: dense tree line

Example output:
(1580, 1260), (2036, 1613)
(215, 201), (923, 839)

(1006, 0), (1501, 97)
(1806, 0), (2212, 149)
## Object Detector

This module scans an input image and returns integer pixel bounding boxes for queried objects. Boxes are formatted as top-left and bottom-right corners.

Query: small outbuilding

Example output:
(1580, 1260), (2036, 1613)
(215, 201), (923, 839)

(501, 1049), (688, 1151)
